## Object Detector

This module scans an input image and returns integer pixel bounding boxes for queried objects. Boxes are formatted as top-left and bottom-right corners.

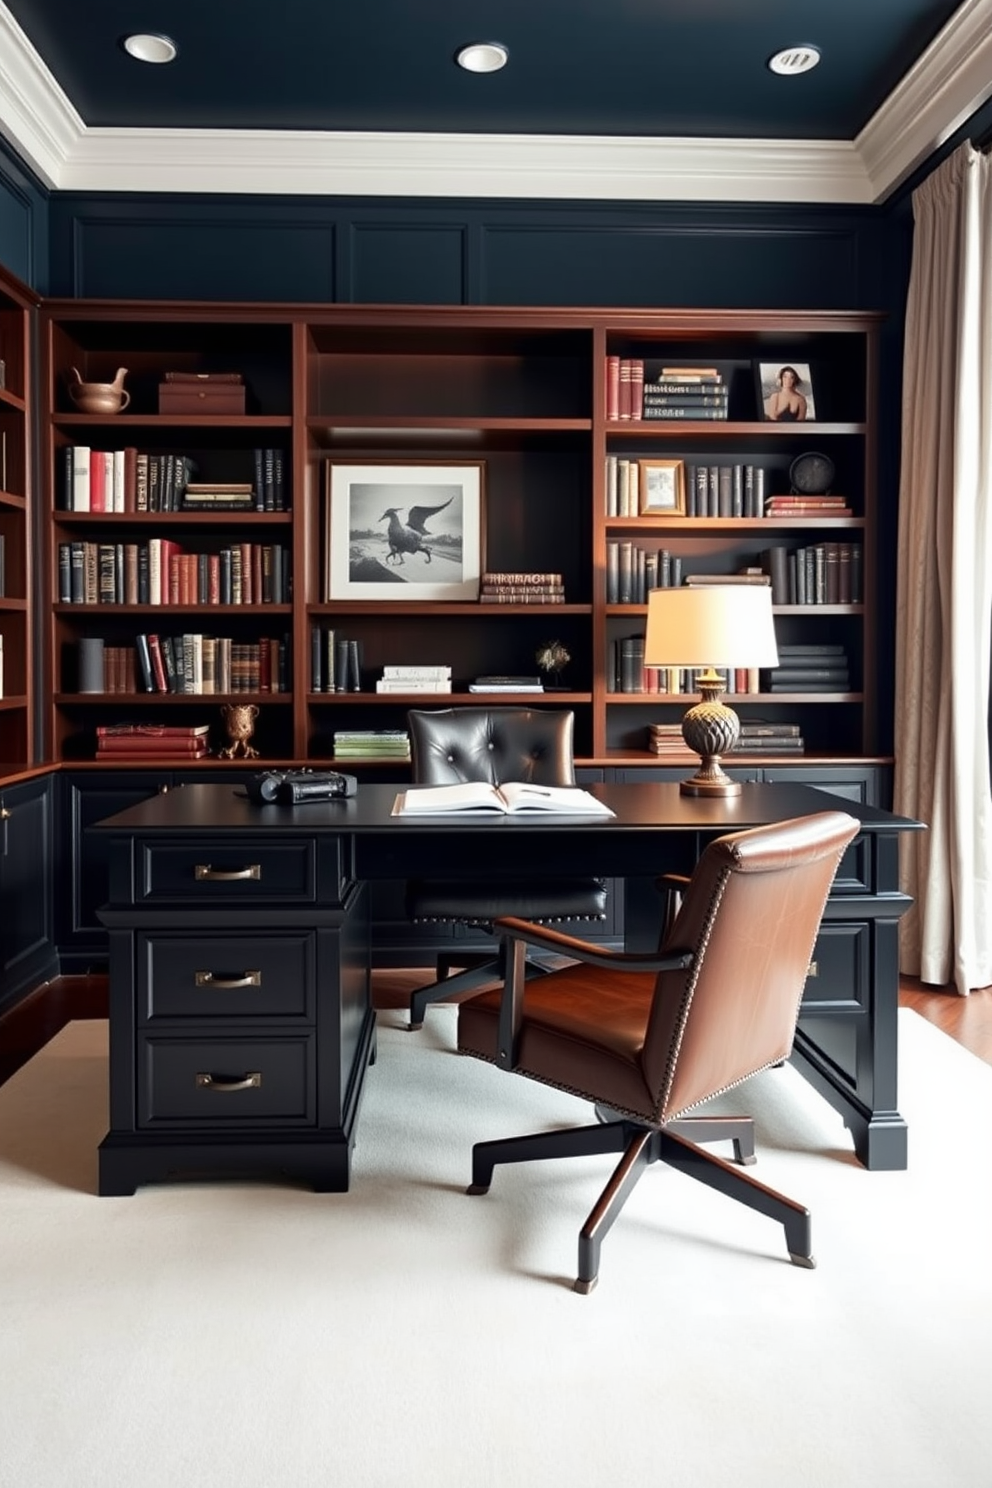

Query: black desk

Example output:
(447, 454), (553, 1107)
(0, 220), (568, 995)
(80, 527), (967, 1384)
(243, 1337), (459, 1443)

(94, 781), (920, 1192)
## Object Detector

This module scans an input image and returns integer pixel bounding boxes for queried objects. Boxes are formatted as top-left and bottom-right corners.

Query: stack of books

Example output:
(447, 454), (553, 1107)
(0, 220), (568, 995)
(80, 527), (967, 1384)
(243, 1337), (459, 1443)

(94, 723), (211, 760)
(332, 730), (411, 763)
(735, 720), (805, 755)
(375, 665), (452, 694)
(479, 572), (564, 604)
(762, 644), (851, 693)
(647, 722), (693, 756)
(641, 366), (729, 422)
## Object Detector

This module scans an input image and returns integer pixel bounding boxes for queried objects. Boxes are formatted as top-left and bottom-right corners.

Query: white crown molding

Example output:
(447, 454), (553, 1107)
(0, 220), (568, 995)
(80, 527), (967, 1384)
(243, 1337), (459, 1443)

(0, 2), (82, 186)
(1, 0), (990, 205)
(857, 0), (992, 200)
(58, 128), (871, 204)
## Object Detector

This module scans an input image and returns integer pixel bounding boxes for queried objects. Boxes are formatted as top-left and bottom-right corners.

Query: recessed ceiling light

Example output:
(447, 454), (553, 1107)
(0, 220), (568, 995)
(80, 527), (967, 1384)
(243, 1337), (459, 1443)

(767, 45), (820, 77)
(455, 42), (509, 74)
(122, 33), (178, 64)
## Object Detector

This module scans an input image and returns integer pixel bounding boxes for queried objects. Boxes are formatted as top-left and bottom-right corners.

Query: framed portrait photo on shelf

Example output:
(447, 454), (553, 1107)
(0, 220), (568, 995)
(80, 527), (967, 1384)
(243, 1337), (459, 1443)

(325, 460), (486, 601)
(757, 361), (816, 422)
(639, 458), (686, 516)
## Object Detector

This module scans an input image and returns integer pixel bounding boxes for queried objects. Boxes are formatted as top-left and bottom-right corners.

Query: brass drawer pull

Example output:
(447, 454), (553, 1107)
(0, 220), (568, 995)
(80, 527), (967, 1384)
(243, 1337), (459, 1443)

(195, 863), (262, 882)
(807, 961), (818, 978)
(0, 807), (11, 820)
(195, 1072), (262, 1092)
(195, 970), (262, 989)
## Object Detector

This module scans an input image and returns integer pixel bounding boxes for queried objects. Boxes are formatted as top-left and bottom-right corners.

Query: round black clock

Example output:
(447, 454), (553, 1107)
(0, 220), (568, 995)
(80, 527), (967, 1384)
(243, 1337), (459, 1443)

(790, 452), (835, 495)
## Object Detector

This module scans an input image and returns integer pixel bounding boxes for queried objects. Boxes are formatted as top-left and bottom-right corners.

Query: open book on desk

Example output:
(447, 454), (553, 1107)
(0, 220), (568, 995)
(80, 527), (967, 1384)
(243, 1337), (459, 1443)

(392, 781), (615, 816)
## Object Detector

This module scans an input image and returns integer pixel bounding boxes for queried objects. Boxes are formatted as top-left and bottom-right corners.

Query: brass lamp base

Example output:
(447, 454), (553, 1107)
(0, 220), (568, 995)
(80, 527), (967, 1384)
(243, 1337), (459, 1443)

(679, 670), (741, 797)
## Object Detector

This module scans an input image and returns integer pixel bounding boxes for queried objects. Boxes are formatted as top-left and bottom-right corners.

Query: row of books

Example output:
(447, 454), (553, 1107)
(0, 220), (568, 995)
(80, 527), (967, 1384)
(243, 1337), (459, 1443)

(607, 543), (684, 604)
(310, 628), (362, 692)
(94, 723), (212, 759)
(0, 633), (3, 698)
(74, 633), (290, 695)
(763, 543), (863, 605)
(58, 540), (291, 607)
(332, 730), (411, 761)
(60, 446), (288, 512)
(479, 571), (565, 604)
(0, 531), (5, 597)
(605, 361), (729, 422)
(608, 636), (763, 695)
(376, 665), (452, 694)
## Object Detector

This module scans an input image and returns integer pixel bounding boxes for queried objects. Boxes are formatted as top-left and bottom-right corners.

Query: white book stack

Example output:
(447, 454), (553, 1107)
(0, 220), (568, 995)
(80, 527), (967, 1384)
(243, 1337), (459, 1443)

(376, 664), (452, 694)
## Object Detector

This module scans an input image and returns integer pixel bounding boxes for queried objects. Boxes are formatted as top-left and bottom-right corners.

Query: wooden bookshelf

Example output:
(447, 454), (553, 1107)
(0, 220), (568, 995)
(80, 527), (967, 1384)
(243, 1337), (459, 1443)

(36, 301), (883, 780)
(0, 265), (38, 765)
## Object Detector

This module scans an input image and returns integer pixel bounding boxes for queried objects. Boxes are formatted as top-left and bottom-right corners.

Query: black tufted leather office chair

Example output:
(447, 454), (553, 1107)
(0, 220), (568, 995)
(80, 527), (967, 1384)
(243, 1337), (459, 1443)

(404, 707), (607, 1029)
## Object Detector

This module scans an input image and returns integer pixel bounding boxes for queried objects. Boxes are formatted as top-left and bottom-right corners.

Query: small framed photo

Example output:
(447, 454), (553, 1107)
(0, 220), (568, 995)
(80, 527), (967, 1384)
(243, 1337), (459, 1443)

(757, 361), (816, 422)
(325, 460), (485, 601)
(639, 458), (686, 516)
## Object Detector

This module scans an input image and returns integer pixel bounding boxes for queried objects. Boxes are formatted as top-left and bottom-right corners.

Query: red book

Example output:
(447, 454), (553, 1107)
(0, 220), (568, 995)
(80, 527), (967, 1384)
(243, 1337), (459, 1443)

(618, 359), (632, 420)
(89, 451), (107, 512)
(146, 634), (169, 692)
(122, 447), (138, 513)
(96, 736), (208, 755)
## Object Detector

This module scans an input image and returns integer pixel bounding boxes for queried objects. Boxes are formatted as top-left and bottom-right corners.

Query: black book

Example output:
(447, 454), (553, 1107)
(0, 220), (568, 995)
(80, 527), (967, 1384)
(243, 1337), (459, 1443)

(58, 543), (71, 603)
(134, 633), (154, 692)
(311, 625), (322, 693)
(347, 638), (362, 691)
(334, 636), (350, 693)
(765, 666), (850, 682)
(641, 406), (728, 421)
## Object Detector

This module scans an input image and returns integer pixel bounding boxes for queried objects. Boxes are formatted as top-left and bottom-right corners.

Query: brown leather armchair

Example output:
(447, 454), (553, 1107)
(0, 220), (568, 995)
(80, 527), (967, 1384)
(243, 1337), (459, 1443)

(457, 809), (860, 1292)
(404, 707), (607, 1030)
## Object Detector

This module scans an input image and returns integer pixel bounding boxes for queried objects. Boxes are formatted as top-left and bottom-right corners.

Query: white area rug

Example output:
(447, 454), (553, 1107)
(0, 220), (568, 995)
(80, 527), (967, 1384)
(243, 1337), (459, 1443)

(0, 1008), (990, 1488)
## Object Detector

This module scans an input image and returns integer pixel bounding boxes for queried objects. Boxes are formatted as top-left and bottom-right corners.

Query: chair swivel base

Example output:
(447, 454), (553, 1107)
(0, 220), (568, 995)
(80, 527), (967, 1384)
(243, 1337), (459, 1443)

(466, 1116), (814, 1291)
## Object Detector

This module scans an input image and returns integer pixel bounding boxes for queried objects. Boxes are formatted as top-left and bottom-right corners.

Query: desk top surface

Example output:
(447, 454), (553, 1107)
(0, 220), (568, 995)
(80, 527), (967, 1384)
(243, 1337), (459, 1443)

(93, 780), (923, 836)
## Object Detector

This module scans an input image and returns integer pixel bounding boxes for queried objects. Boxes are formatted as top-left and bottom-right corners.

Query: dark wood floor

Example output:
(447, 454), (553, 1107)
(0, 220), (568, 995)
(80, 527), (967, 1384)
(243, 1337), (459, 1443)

(2, 969), (991, 1092)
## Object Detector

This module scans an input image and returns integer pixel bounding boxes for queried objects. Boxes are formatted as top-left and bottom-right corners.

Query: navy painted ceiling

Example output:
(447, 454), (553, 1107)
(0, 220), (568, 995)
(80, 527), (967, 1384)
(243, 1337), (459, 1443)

(2, 0), (966, 140)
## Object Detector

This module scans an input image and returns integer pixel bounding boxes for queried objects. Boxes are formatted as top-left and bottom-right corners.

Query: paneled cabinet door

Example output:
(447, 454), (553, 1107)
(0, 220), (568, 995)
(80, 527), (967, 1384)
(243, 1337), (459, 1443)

(0, 775), (58, 1012)
(57, 771), (164, 971)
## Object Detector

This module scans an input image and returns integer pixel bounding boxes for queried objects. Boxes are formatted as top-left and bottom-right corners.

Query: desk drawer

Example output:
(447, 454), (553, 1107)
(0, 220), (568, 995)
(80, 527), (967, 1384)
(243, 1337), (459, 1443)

(138, 932), (314, 1022)
(137, 1034), (315, 1127)
(138, 839), (316, 903)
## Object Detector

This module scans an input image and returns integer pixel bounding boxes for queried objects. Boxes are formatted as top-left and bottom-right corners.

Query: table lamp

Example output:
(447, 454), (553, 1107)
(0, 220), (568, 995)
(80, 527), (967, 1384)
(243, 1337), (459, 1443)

(644, 584), (779, 796)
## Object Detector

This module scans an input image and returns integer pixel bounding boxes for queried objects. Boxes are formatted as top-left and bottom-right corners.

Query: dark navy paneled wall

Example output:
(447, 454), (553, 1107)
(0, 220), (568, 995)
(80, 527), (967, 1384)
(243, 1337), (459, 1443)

(0, 139), (48, 289)
(43, 193), (894, 312)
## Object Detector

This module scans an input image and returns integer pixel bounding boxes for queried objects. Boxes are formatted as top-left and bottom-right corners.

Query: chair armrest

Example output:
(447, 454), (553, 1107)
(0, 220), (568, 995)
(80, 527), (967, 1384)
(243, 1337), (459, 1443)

(493, 918), (692, 1071)
(493, 915), (693, 973)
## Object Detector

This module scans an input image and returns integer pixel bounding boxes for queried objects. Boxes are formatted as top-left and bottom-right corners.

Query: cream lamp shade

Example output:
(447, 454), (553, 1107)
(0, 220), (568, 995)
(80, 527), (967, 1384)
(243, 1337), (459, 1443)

(644, 585), (779, 796)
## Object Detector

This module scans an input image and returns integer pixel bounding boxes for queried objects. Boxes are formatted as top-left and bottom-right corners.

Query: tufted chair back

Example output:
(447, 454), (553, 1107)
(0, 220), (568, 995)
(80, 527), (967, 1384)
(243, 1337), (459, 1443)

(408, 707), (576, 788)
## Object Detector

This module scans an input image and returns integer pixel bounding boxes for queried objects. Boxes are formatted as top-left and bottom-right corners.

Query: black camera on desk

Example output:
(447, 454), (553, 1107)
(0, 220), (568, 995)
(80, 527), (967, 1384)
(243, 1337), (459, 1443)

(244, 769), (358, 805)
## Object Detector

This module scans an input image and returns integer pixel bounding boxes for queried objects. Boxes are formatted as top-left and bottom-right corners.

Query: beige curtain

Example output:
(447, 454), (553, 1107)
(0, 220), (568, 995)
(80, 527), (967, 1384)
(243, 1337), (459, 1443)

(893, 142), (992, 995)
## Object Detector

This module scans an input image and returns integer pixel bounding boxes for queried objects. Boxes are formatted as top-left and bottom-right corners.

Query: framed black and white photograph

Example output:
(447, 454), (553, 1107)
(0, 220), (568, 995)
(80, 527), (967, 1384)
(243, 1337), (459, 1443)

(325, 461), (485, 601)
(639, 458), (686, 515)
(756, 361), (816, 422)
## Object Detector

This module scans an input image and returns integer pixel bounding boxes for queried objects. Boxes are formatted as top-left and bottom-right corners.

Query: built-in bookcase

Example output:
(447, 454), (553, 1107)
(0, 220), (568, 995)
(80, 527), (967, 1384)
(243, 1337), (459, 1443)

(37, 301), (883, 778)
(0, 265), (37, 763)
